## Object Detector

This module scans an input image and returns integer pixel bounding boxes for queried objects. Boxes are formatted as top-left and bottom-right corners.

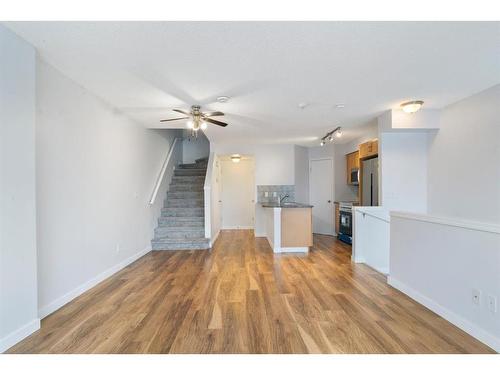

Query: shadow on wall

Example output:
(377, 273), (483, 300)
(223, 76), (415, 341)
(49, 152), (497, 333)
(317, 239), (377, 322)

(182, 130), (210, 164)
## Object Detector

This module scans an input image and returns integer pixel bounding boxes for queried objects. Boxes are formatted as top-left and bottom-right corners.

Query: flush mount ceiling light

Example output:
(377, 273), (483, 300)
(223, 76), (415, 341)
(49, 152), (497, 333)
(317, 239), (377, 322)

(401, 100), (424, 113)
(230, 154), (241, 163)
(320, 126), (341, 146)
(217, 96), (230, 103)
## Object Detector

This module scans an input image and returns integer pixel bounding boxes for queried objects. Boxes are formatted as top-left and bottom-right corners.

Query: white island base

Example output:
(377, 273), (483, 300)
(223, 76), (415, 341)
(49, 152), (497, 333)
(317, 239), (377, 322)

(264, 206), (313, 253)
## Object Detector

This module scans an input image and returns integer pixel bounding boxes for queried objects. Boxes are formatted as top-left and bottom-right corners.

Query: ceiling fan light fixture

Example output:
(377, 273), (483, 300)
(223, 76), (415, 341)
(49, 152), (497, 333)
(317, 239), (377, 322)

(231, 154), (241, 163)
(200, 121), (207, 130)
(186, 119), (194, 129)
(335, 128), (342, 138)
(401, 100), (424, 113)
(320, 141), (325, 147)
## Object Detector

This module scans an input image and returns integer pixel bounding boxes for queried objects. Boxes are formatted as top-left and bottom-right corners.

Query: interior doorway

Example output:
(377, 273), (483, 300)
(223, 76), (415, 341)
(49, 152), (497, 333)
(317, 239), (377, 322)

(220, 156), (255, 229)
(309, 158), (334, 235)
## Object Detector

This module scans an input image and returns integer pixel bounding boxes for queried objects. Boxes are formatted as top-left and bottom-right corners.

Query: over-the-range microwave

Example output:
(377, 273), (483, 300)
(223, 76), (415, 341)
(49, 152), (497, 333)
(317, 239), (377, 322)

(350, 169), (359, 185)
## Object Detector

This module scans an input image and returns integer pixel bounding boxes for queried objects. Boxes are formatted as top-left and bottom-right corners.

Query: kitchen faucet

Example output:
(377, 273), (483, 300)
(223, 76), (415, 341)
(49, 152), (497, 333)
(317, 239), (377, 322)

(279, 193), (289, 205)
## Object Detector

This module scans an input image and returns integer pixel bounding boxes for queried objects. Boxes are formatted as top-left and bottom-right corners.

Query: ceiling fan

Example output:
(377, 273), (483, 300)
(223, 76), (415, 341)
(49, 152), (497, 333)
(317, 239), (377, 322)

(160, 105), (228, 135)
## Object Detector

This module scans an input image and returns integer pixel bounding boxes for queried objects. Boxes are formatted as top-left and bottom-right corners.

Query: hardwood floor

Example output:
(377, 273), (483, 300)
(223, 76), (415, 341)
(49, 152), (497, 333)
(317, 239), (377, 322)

(7, 230), (494, 354)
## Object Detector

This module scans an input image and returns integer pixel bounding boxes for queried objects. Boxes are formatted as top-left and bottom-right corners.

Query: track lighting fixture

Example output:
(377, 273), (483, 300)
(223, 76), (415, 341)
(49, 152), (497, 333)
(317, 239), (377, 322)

(319, 127), (342, 146)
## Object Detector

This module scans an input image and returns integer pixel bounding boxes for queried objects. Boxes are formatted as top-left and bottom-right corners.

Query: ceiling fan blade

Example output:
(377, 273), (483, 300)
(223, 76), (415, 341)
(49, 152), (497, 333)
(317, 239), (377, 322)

(160, 116), (189, 122)
(202, 111), (224, 117)
(204, 117), (228, 127)
(173, 109), (191, 116)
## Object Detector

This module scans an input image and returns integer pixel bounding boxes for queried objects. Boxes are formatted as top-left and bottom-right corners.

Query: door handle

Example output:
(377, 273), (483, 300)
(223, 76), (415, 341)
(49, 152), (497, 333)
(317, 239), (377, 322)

(328, 200), (331, 203)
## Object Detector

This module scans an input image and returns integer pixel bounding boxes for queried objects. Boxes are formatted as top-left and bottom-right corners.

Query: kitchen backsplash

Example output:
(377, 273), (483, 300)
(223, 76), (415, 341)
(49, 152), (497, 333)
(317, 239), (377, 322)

(257, 185), (295, 203)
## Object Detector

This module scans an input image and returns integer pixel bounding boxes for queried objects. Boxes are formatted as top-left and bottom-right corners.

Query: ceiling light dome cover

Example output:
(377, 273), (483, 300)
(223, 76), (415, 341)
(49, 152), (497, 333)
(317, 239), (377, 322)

(401, 100), (424, 113)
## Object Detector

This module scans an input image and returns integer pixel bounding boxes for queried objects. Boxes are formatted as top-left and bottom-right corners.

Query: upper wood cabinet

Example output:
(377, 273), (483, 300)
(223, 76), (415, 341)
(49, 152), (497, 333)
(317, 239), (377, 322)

(346, 151), (359, 184)
(359, 139), (378, 159)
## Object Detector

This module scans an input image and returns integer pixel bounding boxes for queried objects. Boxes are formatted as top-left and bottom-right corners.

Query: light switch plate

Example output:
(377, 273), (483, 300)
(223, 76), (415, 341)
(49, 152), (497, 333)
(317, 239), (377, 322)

(472, 289), (481, 306)
(487, 294), (497, 313)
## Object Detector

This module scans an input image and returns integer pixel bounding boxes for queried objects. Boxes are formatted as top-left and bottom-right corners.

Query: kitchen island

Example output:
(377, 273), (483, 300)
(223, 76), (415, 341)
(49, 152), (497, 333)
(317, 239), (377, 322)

(261, 203), (313, 253)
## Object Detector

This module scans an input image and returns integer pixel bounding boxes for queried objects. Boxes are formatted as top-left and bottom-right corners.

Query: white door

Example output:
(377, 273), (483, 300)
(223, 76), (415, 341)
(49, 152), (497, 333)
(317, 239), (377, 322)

(309, 158), (334, 235)
(220, 159), (255, 229)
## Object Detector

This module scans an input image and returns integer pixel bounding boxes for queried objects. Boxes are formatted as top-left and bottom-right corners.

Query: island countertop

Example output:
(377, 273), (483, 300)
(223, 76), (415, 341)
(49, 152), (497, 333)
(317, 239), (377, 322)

(261, 202), (313, 208)
(260, 203), (313, 253)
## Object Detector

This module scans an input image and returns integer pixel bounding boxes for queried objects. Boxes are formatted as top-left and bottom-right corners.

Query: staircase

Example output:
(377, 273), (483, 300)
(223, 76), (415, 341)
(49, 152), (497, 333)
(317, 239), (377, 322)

(151, 157), (210, 250)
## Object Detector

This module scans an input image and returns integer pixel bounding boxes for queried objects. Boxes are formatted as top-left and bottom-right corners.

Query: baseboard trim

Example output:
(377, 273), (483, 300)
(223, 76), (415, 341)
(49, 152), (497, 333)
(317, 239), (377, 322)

(274, 246), (309, 253)
(0, 319), (40, 353)
(388, 276), (499, 353)
(353, 257), (389, 275)
(353, 256), (366, 264)
(38, 246), (151, 319)
(221, 226), (254, 230)
(209, 230), (220, 247)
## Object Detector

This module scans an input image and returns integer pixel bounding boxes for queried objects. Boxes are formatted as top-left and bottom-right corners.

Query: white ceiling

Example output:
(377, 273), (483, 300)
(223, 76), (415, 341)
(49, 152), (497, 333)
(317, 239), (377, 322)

(5, 21), (500, 145)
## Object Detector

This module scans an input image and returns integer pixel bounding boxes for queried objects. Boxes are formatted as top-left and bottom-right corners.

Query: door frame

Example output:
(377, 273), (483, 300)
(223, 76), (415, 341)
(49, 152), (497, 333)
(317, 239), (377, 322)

(308, 157), (335, 235)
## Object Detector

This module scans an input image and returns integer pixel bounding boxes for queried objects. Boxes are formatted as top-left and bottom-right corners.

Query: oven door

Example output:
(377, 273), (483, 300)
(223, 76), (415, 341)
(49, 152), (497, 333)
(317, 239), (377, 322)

(339, 211), (352, 236)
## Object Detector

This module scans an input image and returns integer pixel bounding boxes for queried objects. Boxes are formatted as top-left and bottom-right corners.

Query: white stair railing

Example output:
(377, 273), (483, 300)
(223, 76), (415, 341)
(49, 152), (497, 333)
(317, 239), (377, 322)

(149, 137), (181, 205)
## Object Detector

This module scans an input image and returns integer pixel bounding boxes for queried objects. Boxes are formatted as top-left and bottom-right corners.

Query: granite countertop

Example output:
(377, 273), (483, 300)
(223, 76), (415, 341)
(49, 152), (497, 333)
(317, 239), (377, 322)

(261, 202), (313, 208)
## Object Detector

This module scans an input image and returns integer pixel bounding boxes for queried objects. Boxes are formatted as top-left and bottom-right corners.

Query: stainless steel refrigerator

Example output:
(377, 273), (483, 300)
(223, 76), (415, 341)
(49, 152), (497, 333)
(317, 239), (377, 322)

(362, 157), (379, 206)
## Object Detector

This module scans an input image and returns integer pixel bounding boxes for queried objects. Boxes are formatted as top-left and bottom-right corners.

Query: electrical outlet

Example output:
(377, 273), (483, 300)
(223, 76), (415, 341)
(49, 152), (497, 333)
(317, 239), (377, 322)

(487, 295), (497, 313)
(472, 289), (481, 306)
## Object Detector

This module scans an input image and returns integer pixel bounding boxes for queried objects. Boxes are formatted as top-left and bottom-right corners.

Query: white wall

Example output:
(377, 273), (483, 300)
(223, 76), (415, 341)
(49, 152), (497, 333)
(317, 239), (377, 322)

(389, 213), (500, 352)
(428, 85), (500, 224)
(309, 143), (334, 160)
(36, 59), (179, 317)
(294, 145), (309, 203)
(211, 142), (295, 185)
(0, 26), (39, 352)
(352, 207), (390, 274)
(182, 131), (210, 164)
(379, 132), (430, 213)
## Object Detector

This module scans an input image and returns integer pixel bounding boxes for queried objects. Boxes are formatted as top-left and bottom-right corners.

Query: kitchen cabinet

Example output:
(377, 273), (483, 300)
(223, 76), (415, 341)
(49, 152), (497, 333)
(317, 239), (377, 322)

(263, 205), (313, 253)
(334, 202), (340, 234)
(359, 139), (378, 159)
(346, 151), (360, 184)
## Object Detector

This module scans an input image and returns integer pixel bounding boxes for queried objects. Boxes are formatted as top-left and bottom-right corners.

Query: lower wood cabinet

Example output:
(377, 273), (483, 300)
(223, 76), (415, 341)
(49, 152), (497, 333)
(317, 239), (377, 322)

(281, 208), (313, 247)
